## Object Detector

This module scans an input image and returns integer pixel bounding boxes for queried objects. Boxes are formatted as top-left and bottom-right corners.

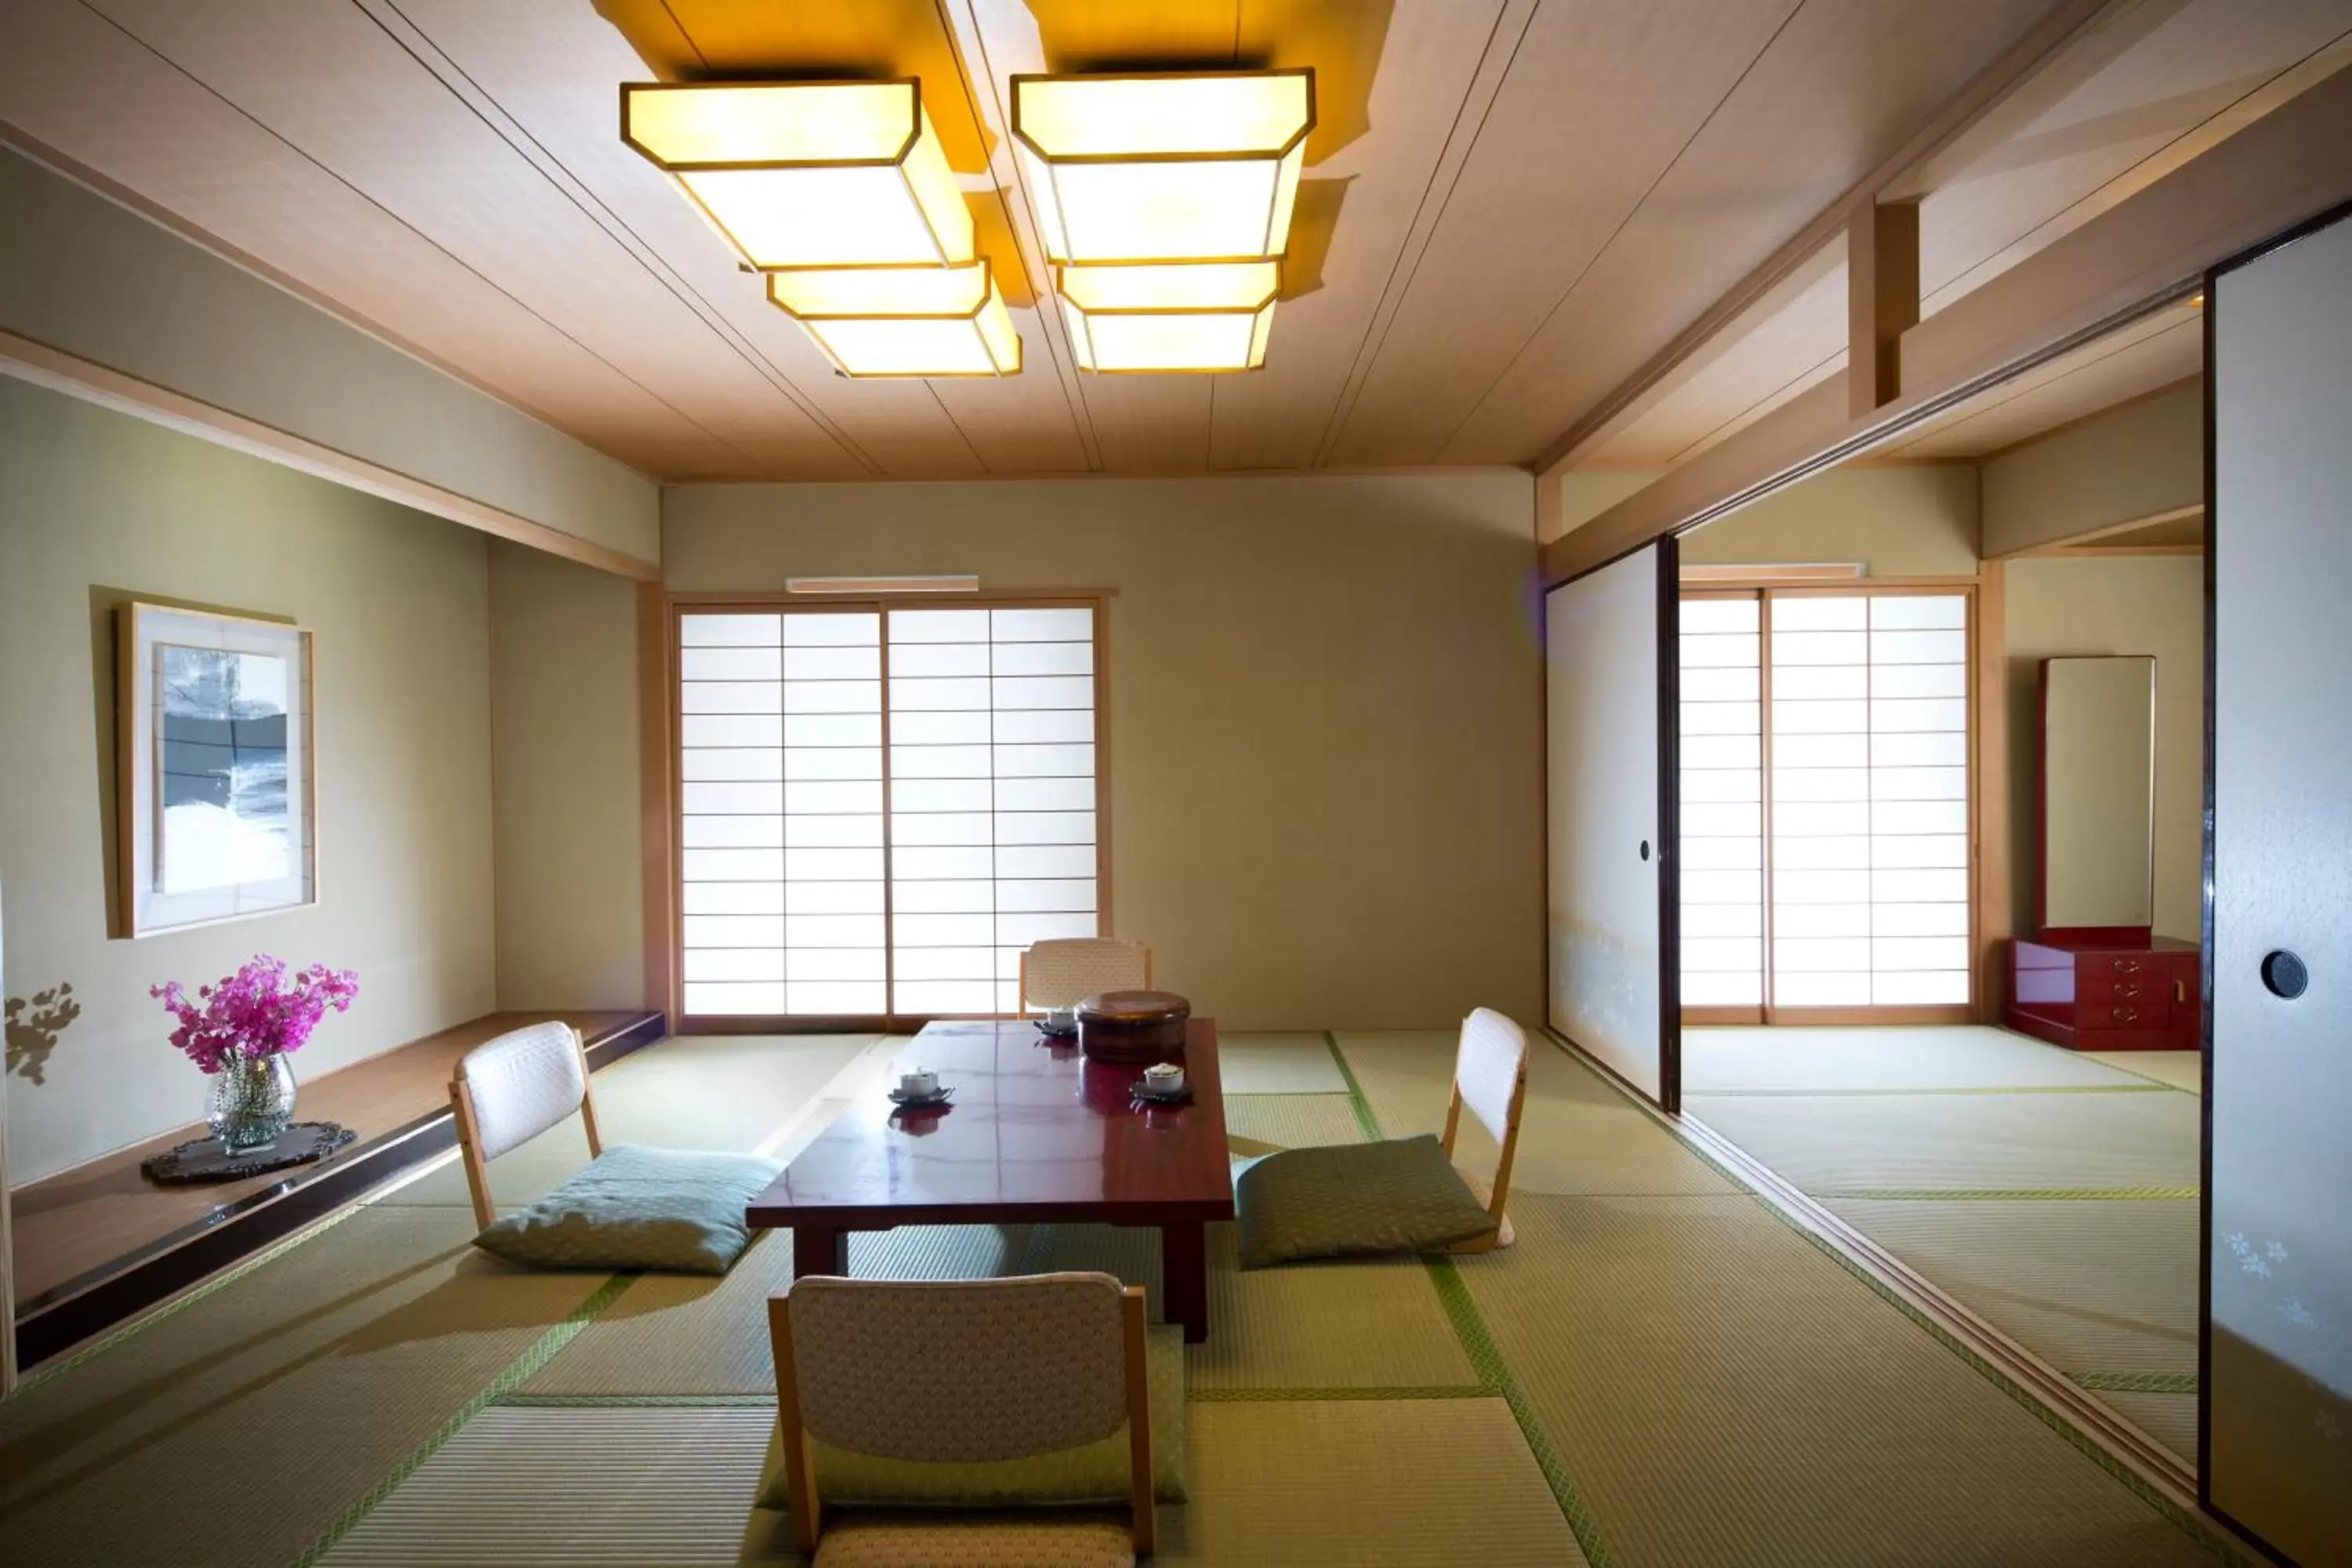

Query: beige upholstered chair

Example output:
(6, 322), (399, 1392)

(448, 1021), (601, 1232)
(1018, 938), (1152, 1015)
(1440, 1007), (1530, 1253)
(769, 1272), (1155, 1564)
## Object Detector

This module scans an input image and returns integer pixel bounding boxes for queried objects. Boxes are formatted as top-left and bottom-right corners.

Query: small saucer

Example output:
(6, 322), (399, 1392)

(1130, 1081), (1193, 1107)
(887, 1086), (955, 1109)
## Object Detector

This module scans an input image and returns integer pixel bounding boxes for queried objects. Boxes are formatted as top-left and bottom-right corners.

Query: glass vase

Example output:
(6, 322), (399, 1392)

(208, 1052), (297, 1152)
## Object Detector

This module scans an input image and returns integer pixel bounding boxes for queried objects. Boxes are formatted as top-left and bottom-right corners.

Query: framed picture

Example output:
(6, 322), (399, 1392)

(116, 602), (316, 938)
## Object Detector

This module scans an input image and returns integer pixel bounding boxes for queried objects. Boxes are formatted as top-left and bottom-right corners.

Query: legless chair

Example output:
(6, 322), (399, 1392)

(1440, 1007), (1530, 1253)
(771, 1273), (1155, 1565)
(448, 1021), (600, 1232)
(1018, 938), (1152, 1016)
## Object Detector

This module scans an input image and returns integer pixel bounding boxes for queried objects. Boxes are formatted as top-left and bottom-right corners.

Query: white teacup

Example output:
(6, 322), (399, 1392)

(898, 1067), (939, 1099)
(1143, 1062), (1185, 1094)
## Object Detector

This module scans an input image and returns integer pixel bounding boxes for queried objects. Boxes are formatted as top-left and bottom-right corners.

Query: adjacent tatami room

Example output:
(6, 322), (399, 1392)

(5, 2), (2352, 1566)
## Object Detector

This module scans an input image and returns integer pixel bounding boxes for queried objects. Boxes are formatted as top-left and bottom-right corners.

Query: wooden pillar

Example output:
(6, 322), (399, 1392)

(1974, 559), (2010, 1022)
(636, 581), (674, 1029)
(1849, 201), (1921, 417)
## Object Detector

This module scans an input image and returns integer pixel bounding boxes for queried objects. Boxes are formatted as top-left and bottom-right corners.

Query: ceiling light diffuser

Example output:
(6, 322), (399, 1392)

(1011, 70), (1314, 263)
(622, 81), (971, 270)
(768, 260), (1020, 377)
(1057, 260), (1278, 373)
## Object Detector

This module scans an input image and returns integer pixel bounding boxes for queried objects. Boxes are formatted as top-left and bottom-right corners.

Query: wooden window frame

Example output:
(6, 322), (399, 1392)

(1679, 578), (1980, 1029)
(662, 591), (1112, 1036)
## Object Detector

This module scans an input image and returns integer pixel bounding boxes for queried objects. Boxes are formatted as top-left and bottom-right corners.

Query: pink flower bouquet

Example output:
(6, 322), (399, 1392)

(152, 955), (359, 1074)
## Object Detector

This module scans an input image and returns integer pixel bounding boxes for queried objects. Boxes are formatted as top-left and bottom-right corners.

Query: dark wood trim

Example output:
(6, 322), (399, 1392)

(11, 1011), (662, 1371)
(2198, 230), (2220, 1524)
(1656, 538), (1682, 1114)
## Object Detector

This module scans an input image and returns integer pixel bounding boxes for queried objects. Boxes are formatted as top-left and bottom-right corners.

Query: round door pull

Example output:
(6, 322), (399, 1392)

(2261, 950), (2309, 1000)
(1639, 840), (1651, 862)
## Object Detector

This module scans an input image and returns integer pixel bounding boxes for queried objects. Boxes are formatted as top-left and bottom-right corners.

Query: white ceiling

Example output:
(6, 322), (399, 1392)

(0, 1), (2339, 482)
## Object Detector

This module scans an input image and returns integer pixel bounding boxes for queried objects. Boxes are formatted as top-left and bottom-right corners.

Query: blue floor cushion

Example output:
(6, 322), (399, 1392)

(1236, 1134), (1498, 1269)
(472, 1144), (782, 1275)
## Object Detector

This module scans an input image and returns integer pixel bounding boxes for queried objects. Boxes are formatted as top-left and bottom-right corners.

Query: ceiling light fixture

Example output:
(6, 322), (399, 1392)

(622, 80), (971, 270)
(768, 260), (1020, 377)
(1011, 70), (1314, 265)
(1056, 260), (1279, 373)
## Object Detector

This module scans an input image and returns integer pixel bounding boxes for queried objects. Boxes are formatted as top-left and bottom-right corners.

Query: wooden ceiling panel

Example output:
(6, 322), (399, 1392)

(0, 0), (2303, 484)
(1317, 0), (1804, 470)
(0, 0), (761, 477)
(1582, 257), (1849, 467)
(86, 0), (916, 481)
(1436, 0), (2073, 467)
(1207, 0), (1514, 471)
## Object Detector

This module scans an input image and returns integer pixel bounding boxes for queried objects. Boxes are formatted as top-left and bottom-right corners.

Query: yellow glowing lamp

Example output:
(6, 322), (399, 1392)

(1056, 260), (1278, 373)
(769, 260), (1020, 377)
(622, 81), (971, 270)
(1012, 70), (1313, 264)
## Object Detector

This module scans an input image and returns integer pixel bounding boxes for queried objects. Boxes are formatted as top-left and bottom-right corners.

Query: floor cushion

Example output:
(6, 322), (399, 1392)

(471, 1143), (781, 1275)
(811, 1510), (1135, 1567)
(1235, 1134), (1498, 1269)
(761, 1324), (1187, 1509)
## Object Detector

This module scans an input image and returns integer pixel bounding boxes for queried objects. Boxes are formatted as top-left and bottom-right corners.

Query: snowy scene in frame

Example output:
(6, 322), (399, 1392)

(118, 603), (316, 937)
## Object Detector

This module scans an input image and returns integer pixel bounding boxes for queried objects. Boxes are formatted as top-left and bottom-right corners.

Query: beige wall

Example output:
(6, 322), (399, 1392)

(2005, 555), (2205, 942)
(664, 473), (1544, 1029)
(1679, 463), (1980, 574)
(0, 147), (659, 570)
(488, 541), (645, 1011)
(1981, 380), (2201, 557)
(0, 379), (496, 1183)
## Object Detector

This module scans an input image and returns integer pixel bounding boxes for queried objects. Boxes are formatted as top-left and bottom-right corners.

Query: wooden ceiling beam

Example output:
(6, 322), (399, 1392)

(1539, 59), (2352, 587)
(1849, 199), (1919, 418)
(1530, 0), (2128, 480)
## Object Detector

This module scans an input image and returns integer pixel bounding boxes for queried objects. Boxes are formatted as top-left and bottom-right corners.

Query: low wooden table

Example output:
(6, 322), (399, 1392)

(746, 1018), (1236, 1341)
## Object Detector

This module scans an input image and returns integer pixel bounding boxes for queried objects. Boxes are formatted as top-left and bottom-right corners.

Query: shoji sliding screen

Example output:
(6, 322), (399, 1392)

(675, 601), (1103, 1028)
(1679, 586), (1973, 1024)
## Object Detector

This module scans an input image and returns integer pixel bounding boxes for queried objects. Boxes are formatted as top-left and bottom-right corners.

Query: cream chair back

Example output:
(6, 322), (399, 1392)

(449, 1021), (601, 1231)
(770, 1272), (1156, 1556)
(1454, 1007), (1527, 1146)
(1019, 938), (1152, 1013)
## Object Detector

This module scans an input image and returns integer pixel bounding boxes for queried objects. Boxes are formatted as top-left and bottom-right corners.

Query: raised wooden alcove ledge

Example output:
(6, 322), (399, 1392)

(9, 1009), (664, 1370)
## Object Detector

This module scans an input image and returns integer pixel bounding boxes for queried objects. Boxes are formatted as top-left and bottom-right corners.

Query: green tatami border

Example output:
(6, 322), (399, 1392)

(1691, 1083), (2173, 1098)
(2074, 1371), (2201, 1395)
(1817, 1186), (2201, 1201)
(1323, 1032), (1619, 1568)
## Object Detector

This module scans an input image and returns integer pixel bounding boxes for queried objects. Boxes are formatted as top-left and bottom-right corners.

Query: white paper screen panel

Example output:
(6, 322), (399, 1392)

(887, 606), (1099, 1016)
(677, 604), (1100, 1022)
(1769, 593), (1969, 1007)
(680, 611), (886, 1017)
(1679, 597), (1764, 1006)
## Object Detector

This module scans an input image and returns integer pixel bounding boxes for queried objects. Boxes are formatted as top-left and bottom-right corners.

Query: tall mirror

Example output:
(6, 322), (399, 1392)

(2038, 655), (2156, 938)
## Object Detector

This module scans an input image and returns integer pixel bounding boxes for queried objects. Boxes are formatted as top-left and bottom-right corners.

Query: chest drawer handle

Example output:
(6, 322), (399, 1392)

(2112, 958), (2143, 975)
(2111, 1006), (2140, 1023)
(2113, 982), (2141, 999)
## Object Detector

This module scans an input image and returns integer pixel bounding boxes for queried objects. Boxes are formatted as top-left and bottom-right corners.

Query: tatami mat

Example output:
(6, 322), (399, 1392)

(1185, 1228), (1479, 1394)
(315, 1406), (789, 1566)
(1686, 1025), (2161, 1094)
(0, 1208), (611, 1568)
(521, 1225), (1027, 1397)
(1339, 1029), (1740, 1196)
(1455, 1192), (2218, 1567)
(1821, 1198), (2199, 1381)
(1155, 1398), (1589, 1566)
(383, 1033), (877, 1210)
(1684, 1087), (2201, 1195)
(1221, 1092), (1366, 1150)
(2085, 1051), (2204, 1094)
(1218, 1033), (1350, 1094)
(1020, 1222), (1165, 1321)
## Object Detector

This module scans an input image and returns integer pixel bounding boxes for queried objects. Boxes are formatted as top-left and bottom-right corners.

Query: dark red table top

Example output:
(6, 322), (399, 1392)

(746, 1018), (1236, 1231)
